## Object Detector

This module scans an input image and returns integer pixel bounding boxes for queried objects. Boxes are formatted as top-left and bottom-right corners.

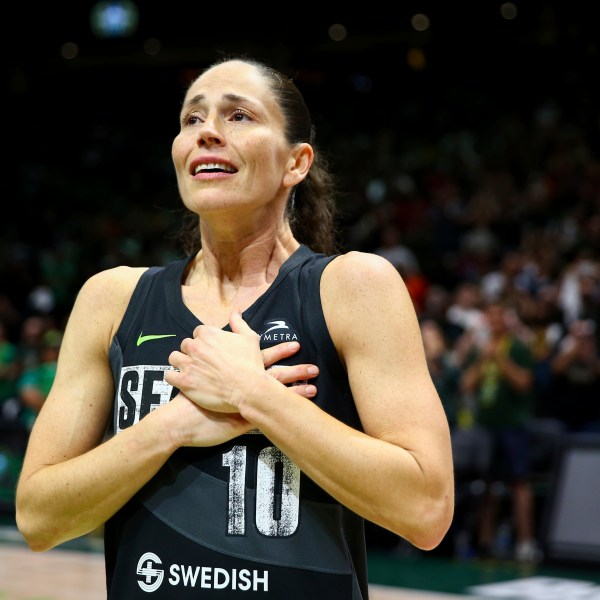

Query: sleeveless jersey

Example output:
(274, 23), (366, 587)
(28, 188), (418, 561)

(105, 245), (369, 599)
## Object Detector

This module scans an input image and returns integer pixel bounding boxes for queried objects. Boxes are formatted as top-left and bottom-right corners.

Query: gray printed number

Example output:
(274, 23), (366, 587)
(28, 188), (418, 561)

(222, 445), (300, 537)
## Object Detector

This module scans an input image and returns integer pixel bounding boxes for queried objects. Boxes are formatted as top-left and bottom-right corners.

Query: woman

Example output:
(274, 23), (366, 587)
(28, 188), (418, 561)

(16, 56), (454, 599)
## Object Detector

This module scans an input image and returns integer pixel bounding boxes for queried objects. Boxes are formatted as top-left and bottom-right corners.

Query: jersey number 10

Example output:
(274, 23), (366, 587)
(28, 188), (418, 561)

(223, 445), (301, 537)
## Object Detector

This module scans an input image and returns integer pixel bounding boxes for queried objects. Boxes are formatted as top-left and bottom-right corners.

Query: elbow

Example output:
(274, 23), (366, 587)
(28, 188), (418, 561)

(410, 493), (455, 551)
(15, 496), (61, 553)
(387, 481), (455, 552)
(17, 525), (62, 553)
(16, 512), (55, 553)
(21, 537), (54, 553)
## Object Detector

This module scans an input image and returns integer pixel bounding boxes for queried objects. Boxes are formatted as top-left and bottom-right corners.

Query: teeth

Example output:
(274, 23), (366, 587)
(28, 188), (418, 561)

(194, 163), (234, 174)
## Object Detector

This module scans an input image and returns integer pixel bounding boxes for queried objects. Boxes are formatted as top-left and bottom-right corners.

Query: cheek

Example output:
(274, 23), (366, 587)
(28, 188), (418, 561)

(171, 134), (192, 171)
(171, 137), (193, 201)
(250, 145), (288, 182)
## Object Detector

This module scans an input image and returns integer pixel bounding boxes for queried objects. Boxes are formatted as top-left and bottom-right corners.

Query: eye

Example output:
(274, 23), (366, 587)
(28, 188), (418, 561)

(185, 114), (203, 126)
(180, 112), (204, 127)
(231, 109), (251, 122)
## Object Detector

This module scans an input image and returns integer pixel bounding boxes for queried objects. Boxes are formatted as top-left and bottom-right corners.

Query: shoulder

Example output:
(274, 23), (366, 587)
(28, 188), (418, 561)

(78, 266), (149, 308)
(323, 250), (403, 287)
(71, 266), (150, 340)
(322, 251), (409, 306)
(321, 251), (418, 351)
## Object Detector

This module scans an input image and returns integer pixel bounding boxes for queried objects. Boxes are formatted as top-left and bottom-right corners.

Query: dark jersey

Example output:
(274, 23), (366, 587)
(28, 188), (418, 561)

(105, 245), (370, 599)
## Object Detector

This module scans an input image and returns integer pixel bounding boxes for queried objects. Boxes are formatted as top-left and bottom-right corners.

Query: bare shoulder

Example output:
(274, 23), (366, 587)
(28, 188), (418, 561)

(321, 251), (418, 350)
(80, 265), (148, 299)
(70, 266), (149, 342)
(77, 266), (148, 312)
(322, 250), (409, 304)
(325, 249), (400, 274)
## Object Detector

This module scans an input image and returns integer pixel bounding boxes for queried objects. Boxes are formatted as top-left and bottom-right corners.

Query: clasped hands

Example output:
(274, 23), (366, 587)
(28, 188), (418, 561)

(164, 309), (318, 444)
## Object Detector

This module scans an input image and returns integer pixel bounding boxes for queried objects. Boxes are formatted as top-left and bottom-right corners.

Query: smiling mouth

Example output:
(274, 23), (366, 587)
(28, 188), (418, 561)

(193, 162), (237, 175)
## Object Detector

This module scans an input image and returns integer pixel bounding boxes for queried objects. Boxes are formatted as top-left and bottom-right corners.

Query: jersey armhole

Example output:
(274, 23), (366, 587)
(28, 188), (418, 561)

(300, 256), (346, 379)
(107, 266), (163, 438)
(113, 266), (163, 351)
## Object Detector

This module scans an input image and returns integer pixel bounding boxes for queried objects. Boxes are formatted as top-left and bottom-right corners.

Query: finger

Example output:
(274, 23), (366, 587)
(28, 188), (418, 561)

(287, 383), (317, 399)
(168, 349), (186, 369)
(229, 307), (259, 339)
(179, 337), (194, 354)
(261, 341), (300, 367)
(165, 366), (181, 388)
(267, 364), (319, 385)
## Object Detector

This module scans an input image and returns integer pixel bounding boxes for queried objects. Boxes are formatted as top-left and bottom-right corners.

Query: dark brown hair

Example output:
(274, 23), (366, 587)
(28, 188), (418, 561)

(176, 55), (340, 256)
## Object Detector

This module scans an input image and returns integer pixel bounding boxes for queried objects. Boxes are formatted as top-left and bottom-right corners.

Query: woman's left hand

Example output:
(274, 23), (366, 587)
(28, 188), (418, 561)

(166, 309), (317, 412)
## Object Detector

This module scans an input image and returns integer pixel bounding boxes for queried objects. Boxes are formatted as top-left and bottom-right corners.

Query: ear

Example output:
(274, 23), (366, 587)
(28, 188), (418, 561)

(283, 143), (314, 188)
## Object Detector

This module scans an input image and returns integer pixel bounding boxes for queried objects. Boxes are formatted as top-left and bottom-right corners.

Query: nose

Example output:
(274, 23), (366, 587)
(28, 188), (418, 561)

(196, 114), (224, 147)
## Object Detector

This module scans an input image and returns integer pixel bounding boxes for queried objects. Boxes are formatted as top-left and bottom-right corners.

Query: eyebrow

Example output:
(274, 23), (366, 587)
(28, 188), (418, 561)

(182, 93), (251, 112)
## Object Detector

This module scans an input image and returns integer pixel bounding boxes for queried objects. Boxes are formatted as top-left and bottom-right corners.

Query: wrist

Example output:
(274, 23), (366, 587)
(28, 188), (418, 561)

(144, 398), (185, 454)
(237, 372), (281, 423)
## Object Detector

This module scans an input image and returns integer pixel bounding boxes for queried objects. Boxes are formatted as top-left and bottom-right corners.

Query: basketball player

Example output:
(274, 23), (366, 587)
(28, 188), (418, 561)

(16, 56), (454, 599)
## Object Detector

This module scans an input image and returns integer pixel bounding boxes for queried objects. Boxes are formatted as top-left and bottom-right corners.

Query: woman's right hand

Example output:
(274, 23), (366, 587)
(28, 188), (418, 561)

(166, 339), (318, 448)
(164, 393), (255, 447)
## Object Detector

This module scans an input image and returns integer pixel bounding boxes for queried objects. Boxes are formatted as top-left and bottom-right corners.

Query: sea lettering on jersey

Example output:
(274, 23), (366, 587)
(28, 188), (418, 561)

(116, 365), (175, 433)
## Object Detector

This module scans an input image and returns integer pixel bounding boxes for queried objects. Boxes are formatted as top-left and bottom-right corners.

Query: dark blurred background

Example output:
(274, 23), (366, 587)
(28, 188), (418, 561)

(3, 1), (600, 319)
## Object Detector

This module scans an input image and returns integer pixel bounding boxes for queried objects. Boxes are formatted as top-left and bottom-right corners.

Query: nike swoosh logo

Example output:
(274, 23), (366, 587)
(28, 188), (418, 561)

(136, 333), (177, 347)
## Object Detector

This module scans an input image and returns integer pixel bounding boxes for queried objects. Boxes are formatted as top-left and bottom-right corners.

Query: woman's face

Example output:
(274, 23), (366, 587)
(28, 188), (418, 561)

(171, 60), (299, 224)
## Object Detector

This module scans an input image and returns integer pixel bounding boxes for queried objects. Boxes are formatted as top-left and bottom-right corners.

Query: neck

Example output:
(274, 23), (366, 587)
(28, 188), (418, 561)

(186, 224), (299, 287)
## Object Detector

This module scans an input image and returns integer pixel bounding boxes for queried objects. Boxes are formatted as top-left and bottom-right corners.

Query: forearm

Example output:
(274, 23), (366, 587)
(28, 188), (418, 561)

(16, 409), (176, 552)
(239, 376), (454, 550)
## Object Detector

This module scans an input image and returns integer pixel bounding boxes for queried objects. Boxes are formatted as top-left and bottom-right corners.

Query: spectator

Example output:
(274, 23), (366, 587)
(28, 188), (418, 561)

(446, 282), (486, 337)
(460, 299), (540, 563)
(549, 318), (600, 433)
(421, 318), (461, 429)
(0, 320), (19, 421)
(17, 328), (62, 431)
(15, 315), (49, 373)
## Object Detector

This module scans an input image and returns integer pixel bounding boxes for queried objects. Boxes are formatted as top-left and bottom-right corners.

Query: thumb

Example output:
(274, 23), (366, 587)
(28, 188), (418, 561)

(229, 307), (259, 339)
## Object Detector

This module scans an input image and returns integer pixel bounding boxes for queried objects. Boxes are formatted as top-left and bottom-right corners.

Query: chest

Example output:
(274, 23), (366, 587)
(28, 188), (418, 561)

(181, 283), (271, 327)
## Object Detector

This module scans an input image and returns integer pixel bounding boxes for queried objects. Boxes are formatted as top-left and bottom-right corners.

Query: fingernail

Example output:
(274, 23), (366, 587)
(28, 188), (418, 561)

(307, 366), (319, 375)
(306, 385), (317, 396)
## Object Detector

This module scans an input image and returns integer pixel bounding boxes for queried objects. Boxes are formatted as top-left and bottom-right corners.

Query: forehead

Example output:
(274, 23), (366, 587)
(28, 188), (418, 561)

(185, 61), (277, 110)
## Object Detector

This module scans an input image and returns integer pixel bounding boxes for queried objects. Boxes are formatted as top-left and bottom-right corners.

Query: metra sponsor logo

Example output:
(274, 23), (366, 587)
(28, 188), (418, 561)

(136, 552), (269, 592)
(260, 319), (298, 343)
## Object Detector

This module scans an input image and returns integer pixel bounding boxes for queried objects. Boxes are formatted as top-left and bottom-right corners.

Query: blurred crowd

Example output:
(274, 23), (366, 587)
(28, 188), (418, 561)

(340, 96), (600, 563)
(1, 82), (600, 565)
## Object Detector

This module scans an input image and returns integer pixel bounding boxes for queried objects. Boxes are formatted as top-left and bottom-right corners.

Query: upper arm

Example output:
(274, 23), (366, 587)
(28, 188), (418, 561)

(321, 252), (452, 462)
(20, 267), (145, 478)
